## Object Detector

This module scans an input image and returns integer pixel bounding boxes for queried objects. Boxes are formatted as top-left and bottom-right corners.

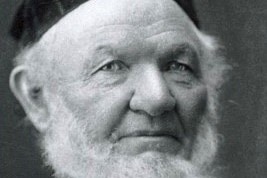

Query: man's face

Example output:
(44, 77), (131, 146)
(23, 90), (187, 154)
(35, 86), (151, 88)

(32, 0), (217, 177)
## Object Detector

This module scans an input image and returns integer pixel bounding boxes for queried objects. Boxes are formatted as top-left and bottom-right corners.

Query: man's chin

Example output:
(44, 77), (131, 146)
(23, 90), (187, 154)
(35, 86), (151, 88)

(43, 143), (212, 178)
(99, 154), (203, 178)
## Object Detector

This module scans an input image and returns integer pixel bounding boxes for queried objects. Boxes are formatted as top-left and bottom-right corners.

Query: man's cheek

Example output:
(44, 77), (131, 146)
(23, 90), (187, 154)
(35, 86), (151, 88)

(58, 85), (130, 139)
(175, 86), (208, 134)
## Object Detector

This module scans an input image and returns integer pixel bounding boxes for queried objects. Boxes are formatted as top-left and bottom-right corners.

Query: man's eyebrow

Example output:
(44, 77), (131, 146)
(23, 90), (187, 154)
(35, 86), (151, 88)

(159, 43), (202, 76)
(160, 43), (199, 61)
(81, 45), (117, 76)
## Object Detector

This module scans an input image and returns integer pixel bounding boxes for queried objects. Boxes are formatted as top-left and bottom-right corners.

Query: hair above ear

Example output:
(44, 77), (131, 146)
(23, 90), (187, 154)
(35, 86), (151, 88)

(9, 65), (50, 132)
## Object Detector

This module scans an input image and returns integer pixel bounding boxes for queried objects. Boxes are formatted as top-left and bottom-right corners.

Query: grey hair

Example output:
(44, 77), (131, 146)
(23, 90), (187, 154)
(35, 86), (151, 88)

(196, 29), (231, 124)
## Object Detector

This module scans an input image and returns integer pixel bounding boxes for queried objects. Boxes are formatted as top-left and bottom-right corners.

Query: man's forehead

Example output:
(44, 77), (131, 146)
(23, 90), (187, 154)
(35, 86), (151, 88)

(41, 0), (194, 42)
(73, 0), (190, 25)
(11, 0), (200, 46)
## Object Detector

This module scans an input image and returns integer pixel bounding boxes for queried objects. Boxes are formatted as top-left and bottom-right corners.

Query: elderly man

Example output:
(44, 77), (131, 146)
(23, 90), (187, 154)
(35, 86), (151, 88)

(9, 0), (228, 177)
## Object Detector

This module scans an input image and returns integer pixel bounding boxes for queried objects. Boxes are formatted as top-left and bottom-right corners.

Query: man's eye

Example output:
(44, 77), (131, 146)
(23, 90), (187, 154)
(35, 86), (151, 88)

(100, 60), (127, 72)
(165, 61), (192, 72)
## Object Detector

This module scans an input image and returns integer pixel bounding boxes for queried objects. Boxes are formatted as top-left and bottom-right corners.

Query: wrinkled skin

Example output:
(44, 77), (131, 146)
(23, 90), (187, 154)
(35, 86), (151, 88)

(11, 0), (219, 177)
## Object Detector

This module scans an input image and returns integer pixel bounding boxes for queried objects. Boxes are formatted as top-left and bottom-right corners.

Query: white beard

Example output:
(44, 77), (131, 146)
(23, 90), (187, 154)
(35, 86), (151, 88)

(40, 95), (218, 178)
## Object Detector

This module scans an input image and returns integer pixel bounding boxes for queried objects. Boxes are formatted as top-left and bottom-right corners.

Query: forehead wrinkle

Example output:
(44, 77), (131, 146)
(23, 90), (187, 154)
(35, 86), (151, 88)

(144, 30), (181, 41)
(75, 17), (192, 43)
(79, 24), (133, 38)
(90, 17), (185, 31)
(142, 18), (189, 38)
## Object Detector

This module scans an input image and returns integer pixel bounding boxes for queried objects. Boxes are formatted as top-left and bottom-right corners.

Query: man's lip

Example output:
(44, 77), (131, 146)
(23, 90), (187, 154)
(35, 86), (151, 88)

(118, 130), (181, 142)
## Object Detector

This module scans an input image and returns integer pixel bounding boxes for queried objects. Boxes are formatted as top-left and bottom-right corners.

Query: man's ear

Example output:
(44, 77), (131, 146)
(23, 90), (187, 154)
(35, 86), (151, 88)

(9, 66), (49, 132)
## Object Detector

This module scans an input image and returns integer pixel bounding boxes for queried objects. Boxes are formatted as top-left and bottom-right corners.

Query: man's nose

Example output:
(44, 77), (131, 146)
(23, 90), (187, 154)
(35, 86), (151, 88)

(129, 66), (176, 116)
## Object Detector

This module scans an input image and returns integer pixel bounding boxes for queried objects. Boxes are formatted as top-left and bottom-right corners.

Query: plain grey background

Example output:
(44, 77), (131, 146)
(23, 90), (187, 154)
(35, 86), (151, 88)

(1, 0), (267, 178)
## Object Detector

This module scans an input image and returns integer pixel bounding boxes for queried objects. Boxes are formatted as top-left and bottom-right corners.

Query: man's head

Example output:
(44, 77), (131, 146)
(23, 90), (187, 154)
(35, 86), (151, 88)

(9, 0), (229, 178)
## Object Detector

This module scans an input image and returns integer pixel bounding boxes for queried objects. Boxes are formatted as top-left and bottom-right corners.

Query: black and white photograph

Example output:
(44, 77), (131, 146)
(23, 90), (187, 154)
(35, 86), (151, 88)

(1, 0), (267, 178)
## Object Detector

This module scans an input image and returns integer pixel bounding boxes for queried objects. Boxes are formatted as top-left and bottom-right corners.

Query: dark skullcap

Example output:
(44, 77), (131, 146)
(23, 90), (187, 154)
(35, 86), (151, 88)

(10, 0), (200, 47)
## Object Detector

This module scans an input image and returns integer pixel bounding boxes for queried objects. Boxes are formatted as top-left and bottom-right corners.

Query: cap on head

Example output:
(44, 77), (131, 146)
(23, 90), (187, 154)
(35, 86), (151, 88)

(10, 0), (199, 47)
